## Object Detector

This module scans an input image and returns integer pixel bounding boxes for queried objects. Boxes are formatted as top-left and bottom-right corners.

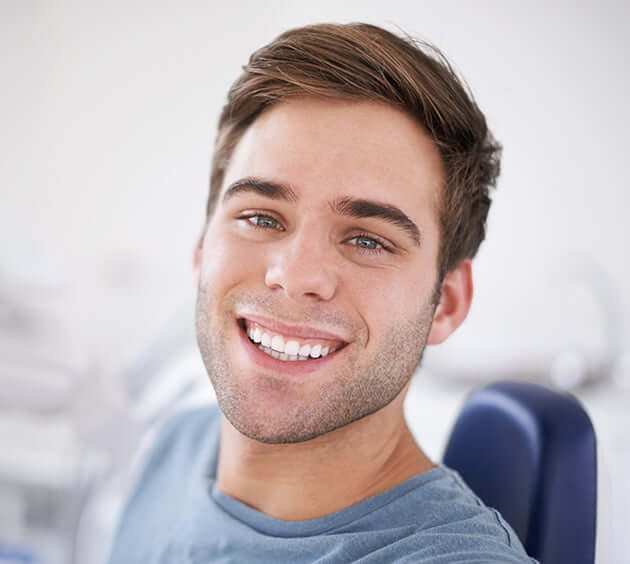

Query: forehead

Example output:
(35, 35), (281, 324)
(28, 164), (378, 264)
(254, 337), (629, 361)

(221, 98), (444, 231)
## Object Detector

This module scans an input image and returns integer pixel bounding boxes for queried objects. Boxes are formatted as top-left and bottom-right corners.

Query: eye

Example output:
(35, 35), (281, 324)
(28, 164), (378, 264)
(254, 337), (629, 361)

(239, 213), (285, 231)
(346, 233), (392, 255)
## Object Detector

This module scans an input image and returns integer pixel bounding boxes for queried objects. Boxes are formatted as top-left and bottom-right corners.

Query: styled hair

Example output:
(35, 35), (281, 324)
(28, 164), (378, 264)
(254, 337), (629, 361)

(207, 23), (501, 280)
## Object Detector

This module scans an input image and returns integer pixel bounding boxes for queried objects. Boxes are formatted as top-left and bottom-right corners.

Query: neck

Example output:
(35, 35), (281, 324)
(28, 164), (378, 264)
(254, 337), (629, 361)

(215, 392), (434, 521)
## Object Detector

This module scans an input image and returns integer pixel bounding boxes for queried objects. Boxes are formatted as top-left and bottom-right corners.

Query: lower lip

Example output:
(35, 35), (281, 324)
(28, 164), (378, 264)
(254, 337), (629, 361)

(237, 320), (342, 376)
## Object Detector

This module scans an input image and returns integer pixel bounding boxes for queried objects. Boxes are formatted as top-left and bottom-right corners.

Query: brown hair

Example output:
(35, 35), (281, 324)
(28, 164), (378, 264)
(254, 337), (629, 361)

(207, 23), (501, 280)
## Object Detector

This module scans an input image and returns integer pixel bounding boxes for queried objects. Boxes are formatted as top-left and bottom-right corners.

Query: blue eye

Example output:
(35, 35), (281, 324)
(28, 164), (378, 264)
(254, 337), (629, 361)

(347, 233), (391, 255)
(239, 214), (391, 256)
(354, 235), (380, 250)
(244, 214), (283, 230)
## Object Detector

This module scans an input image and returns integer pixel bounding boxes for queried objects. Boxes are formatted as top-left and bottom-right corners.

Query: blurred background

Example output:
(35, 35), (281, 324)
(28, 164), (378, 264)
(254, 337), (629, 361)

(1, 1), (628, 562)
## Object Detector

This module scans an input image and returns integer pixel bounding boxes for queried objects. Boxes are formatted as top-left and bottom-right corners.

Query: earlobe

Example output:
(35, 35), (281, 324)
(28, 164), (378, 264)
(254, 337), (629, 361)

(193, 242), (202, 269)
(427, 259), (473, 345)
(192, 231), (204, 285)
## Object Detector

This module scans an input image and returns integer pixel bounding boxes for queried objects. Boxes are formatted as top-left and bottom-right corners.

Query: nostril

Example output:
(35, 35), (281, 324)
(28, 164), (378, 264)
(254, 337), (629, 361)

(264, 258), (338, 302)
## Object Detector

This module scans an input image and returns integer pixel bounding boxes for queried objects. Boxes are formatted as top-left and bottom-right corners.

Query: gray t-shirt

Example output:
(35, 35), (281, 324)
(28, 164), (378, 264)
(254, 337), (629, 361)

(108, 405), (538, 563)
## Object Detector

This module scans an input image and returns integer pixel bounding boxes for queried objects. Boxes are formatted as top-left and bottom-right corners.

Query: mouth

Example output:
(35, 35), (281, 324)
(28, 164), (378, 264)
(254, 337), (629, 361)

(236, 317), (349, 371)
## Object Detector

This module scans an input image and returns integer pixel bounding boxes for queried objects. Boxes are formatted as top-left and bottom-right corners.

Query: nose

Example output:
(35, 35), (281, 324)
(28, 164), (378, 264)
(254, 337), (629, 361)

(264, 228), (339, 302)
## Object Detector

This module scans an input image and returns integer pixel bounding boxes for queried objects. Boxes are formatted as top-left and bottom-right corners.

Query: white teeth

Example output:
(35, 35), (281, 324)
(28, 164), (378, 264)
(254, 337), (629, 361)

(246, 322), (343, 361)
(271, 335), (284, 352)
(256, 343), (336, 363)
(285, 340), (300, 355)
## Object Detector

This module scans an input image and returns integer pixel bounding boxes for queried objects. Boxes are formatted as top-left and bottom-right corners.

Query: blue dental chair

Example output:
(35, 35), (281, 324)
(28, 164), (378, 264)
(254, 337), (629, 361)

(443, 380), (597, 564)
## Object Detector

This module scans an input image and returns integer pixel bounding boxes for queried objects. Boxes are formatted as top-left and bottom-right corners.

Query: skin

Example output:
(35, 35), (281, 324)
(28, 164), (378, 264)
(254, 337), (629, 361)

(194, 97), (473, 521)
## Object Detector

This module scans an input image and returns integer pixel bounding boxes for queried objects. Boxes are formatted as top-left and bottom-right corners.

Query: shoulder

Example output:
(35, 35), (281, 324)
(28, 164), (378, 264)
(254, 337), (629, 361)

(147, 404), (221, 464)
(392, 464), (537, 562)
(131, 404), (220, 496)
(107, 404), (221, 562)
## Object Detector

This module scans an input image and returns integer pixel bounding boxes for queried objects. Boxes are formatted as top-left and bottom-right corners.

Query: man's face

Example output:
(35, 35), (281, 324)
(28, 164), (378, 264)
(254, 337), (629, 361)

(195, 98), (445, 443)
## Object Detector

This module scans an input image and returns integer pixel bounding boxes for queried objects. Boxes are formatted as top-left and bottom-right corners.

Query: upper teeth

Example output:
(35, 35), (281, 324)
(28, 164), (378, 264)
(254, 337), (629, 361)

(246, 323), (336, 359)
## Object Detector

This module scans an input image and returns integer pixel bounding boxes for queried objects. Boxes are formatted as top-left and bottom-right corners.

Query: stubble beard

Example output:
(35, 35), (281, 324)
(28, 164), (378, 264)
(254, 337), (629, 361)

(195, 288), (437, 444)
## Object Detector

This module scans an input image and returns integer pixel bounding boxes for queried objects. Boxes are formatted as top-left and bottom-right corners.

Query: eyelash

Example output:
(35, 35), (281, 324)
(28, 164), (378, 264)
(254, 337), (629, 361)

(238, 213), (393, 255)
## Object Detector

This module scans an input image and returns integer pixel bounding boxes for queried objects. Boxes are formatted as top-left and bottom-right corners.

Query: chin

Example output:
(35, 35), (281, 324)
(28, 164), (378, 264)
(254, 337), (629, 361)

(219, 392), (387, 445)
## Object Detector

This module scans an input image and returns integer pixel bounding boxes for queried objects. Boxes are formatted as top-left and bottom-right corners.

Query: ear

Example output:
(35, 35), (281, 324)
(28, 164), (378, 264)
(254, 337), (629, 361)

(192, 229), (204, 285)
(427, 259), (474, 345)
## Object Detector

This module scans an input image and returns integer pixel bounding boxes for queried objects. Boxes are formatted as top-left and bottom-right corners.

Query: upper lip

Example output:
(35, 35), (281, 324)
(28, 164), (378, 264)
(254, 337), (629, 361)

(238, 313), (349, 343)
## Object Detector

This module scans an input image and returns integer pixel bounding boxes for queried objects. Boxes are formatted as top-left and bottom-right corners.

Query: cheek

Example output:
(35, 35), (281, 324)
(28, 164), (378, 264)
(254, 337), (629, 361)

(343, 271), (400, 346)
(347, 265), (436, 338)
(199, 227), (264, 290)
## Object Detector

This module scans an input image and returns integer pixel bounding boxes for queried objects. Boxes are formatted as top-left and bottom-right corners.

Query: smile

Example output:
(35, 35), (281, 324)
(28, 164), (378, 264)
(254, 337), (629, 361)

(237, 318), (348, 364)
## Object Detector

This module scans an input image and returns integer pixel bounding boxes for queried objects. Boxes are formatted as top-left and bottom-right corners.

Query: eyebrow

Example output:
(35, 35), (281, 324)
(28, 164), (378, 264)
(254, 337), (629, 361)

(222, 177), (421, 247)
(223, 177), (298, 204)
(330, 197), (421, 247)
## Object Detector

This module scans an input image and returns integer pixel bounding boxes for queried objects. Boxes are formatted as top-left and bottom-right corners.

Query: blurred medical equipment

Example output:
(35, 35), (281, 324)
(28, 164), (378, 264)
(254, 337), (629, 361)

(0, 273), (95, 563)
(0, 263), (148, 564)
(547, 254), (624, 391)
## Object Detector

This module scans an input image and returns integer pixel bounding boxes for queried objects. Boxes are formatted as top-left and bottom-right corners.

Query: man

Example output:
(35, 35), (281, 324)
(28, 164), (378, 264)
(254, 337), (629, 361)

(108, 23), (537, 562)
